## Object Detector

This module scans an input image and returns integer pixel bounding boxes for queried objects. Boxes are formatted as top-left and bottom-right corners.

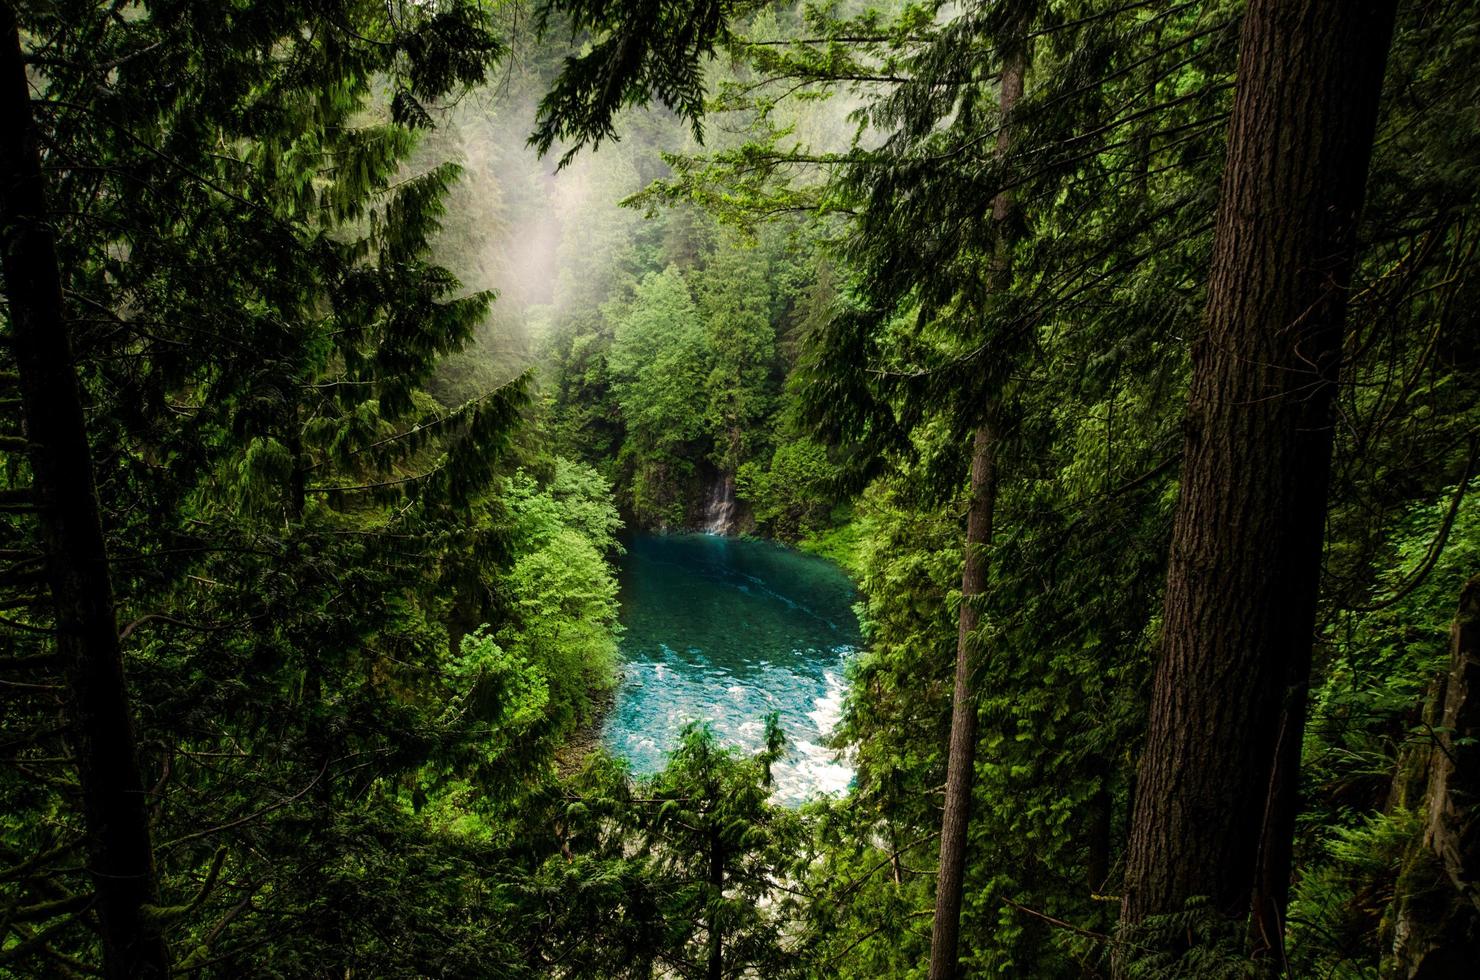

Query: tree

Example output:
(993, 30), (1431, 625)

(608, 266), (711, 524)
(695, 231), (777, 475)
(1, 0), (518, 967)
(0, 6), (170, 974)
(530, 0), (740, 166)
(930, 15), (1028, 979)
(1120, 0), (1400, 964)
(496, 461), (624, 737)
(636, 721), (802, 979)
(1384, 574), (1480, 976)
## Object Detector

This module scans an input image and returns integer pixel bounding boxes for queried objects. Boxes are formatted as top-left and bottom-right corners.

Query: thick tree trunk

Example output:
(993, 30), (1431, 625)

(928, 30), (1026, 980)
(1118, 0), (1398, 965)
(0, 7), (171, 977)
(1384, 575), (1480, 978)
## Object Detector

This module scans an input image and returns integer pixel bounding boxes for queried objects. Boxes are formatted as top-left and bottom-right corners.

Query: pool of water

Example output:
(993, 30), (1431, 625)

(601, 532), (860, 805)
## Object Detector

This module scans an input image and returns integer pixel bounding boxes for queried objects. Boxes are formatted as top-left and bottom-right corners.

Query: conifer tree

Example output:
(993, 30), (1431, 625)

(0, 6), (170, 974)
(1120, 0), (1401, 963)
(930, 13), (1029, 978)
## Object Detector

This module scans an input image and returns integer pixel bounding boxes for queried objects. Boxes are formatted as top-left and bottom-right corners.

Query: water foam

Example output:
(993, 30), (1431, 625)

(601, 534), (861, 807)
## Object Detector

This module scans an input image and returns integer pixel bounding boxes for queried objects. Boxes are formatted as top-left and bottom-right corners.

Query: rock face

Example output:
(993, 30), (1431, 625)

(700, 473), (738, 535)
(1385, 575), (1480, 979)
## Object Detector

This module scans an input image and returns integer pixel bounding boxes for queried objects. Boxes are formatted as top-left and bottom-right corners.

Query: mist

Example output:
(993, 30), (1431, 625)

(410, 12), (875, 393)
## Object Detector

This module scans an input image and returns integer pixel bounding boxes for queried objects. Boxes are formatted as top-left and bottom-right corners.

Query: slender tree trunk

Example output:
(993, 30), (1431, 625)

(707, 825), (725, 980)
(1084, 783), (1114, 980)
(928, 35), (1028, 978)
(1118, 0), (1398, 964)
(929, 420), (1000, 980)
(0, 6), (171, 977)
(287, 404), (306, 521)
(1088, 781), (1112, 895)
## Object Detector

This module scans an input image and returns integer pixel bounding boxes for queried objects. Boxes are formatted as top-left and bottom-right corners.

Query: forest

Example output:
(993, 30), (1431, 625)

(2, 0), (1478, 977)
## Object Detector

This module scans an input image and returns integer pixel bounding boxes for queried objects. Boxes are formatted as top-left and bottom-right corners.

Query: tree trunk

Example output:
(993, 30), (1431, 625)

(1118, 0), (1398, 965)
(0, 7), (171, 977)
(930, 421), (1000, 980)
(928, 29), (1027, 980)
(707, 824), (725, 980)
(1088, 781), (1112, 895)
(1384, 575), (1480, 979)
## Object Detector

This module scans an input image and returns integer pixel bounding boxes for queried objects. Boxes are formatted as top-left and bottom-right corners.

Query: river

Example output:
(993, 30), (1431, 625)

(601, 532), (861, 805)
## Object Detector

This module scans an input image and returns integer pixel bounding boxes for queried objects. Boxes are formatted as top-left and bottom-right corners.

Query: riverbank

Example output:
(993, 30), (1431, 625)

(554, 681), (618, 778)
(795, 512), (865, 577)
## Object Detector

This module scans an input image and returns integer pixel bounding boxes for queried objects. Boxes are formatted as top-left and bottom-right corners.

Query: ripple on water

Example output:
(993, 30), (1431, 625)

(601, 533), (860, 806)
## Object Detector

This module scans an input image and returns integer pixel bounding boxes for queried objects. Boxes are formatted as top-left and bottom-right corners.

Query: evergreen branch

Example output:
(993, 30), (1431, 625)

(140, 846), (226, 926)
(7, 890), (93, 923)
(1348, 437), (1478, 612)
(0, 841), (75, 883)
(159, 760), (329, 851)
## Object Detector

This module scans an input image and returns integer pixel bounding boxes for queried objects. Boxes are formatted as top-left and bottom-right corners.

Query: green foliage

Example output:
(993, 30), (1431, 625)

(7, 0), (1480, 976)
(1116, 898), (1261, 980)
(617, 0), (1479, 974)
(498, 492), (623, 734)
(1288, 491), (1480, 975)
(530, 0), (740, 165)
(695, 232), (779, 471)
(638, 720), (806, 977)
(0, 0), (744, 972)
(737, 436), (841, 540)
(1287, 808), (1421, 979)
(539, 193), (847, 534)
(493, 727), (808, 978)
(609, 266), (713, 525)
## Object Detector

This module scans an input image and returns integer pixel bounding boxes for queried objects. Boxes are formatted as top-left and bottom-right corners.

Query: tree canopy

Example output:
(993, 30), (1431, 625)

(4, 0), (1480, 977)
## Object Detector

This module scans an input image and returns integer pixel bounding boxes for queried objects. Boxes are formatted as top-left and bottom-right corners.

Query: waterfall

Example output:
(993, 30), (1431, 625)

(701, 472), (737, 535)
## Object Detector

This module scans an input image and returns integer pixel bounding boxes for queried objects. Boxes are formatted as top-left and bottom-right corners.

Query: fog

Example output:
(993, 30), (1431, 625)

(408, 14), (880, 389)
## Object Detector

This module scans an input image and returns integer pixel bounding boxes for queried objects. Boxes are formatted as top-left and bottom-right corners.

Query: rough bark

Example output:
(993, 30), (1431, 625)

(1118, 0), (1398, 964)
(0, 7), (172, 976)
(1385, 576), (1480, 978)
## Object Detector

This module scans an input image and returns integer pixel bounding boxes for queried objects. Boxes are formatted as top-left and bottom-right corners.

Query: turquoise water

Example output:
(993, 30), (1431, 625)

(601, 533), (861, 805)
